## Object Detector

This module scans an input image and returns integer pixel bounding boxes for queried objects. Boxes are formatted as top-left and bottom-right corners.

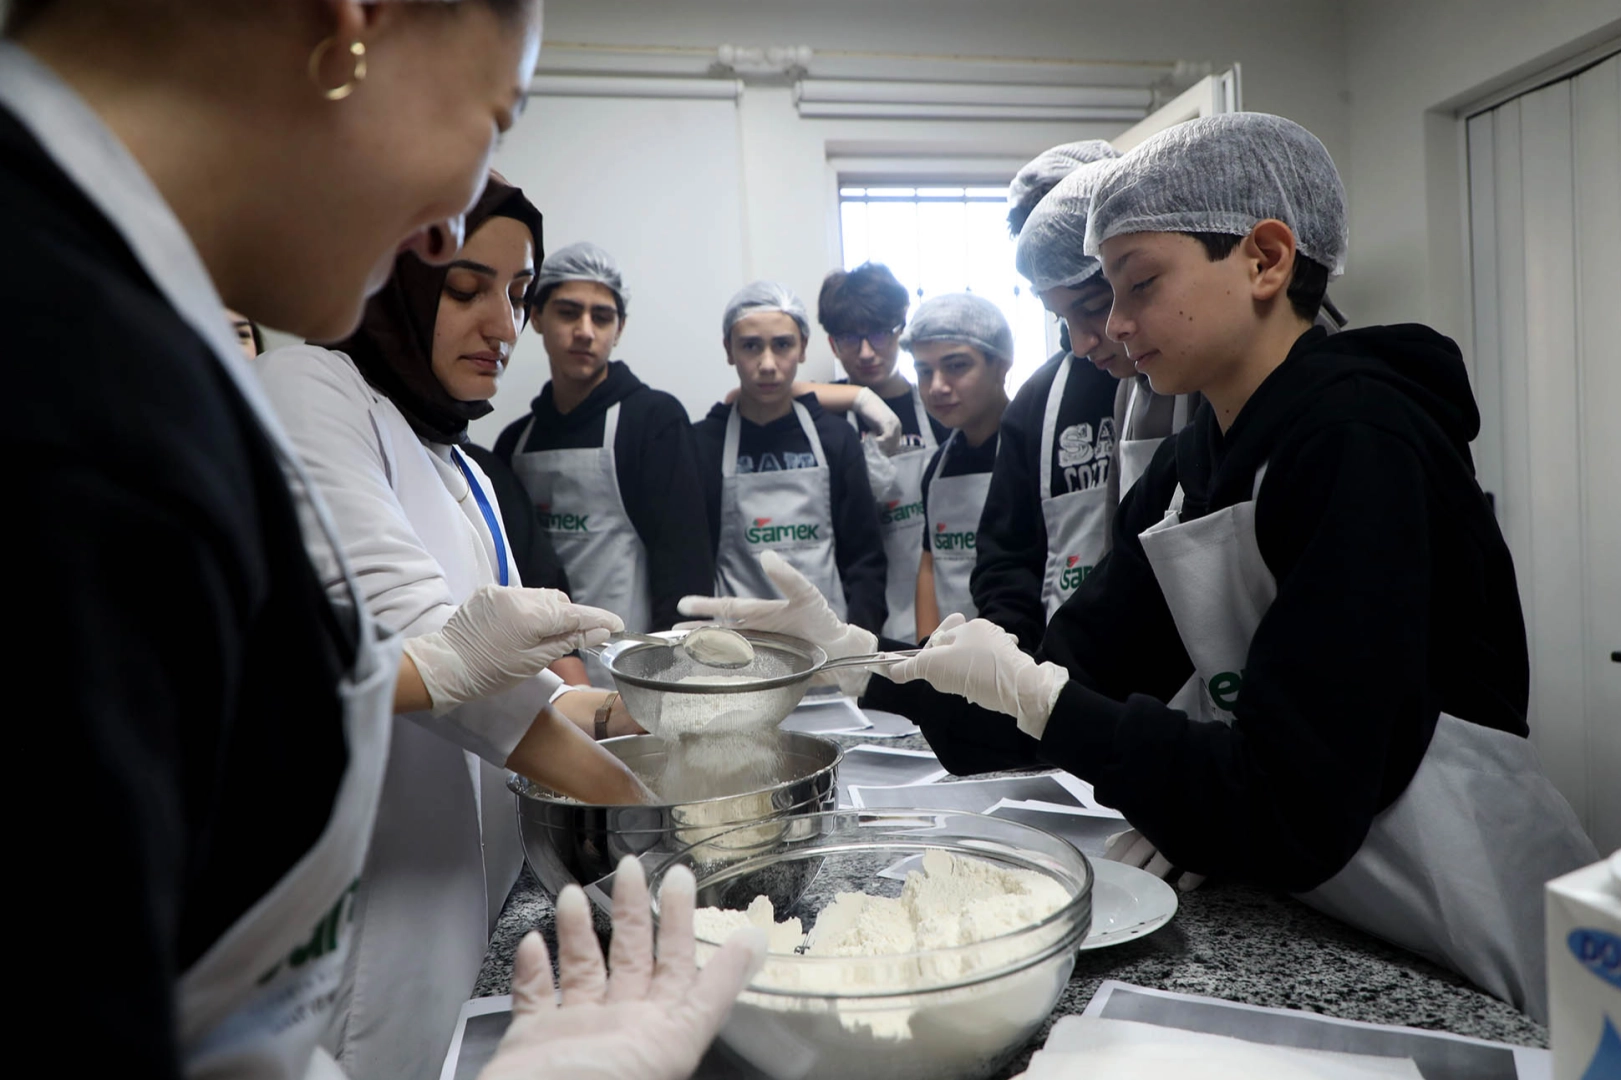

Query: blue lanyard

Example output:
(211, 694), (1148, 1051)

(452, 449), (509, 587)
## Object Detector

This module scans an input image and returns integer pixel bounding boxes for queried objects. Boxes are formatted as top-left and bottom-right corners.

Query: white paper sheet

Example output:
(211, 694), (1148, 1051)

(1021, 1017), (1422, 1079)
(1074, 982), (1550, 1080)
(438, 995), (513, 1080)
(836, 745), (948, 800)
(985, 800), (1127, 858)
(849, 772), (1085, 813)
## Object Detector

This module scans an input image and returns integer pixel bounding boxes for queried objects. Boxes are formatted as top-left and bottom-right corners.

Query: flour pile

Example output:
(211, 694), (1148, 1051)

(693, 848), (1074, 1052)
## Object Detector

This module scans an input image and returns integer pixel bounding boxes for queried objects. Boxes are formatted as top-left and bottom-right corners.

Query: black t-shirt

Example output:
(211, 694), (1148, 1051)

(5, 106), (353, 1079)
(919, 431), (1000, 552)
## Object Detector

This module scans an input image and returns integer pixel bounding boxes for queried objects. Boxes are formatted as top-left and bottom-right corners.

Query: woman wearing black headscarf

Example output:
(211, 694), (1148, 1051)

(257, 174), (647, 1080)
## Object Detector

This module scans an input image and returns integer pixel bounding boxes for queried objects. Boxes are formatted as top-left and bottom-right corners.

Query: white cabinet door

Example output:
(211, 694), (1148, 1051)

(1110, 67), (1242, 152)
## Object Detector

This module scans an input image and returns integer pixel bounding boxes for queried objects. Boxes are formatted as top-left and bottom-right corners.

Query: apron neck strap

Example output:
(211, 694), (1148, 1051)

(1039, 355), (1073, 494)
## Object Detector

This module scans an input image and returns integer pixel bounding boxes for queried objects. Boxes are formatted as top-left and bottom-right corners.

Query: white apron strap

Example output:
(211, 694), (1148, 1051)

(601, 401), (621, 449)
(792, 402), (829, 466)
(1039, 355), (1073, 499)
(721, 405), (743, 478)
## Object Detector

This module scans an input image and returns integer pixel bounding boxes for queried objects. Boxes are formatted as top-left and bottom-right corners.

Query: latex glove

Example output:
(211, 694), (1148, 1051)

(1105, 828), (1206, 892)
(402, 584), (623, 714)
(676, 550), (877, 696)
(853, 386), (904, 456)
(478, 856), (767, 1080)
(886, 613), (1068, 738)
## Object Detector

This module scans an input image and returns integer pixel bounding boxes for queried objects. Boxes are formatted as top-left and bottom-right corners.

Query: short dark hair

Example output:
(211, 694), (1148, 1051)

(534, 281), (626, 322)
(1007, 183), (1061, 238)
(1187, 232), (1329, 323)
(817, 262), (911, 335)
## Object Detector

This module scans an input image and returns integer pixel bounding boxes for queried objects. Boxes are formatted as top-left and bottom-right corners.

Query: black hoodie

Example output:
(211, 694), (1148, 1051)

(867, 325), (1530, 892)
(494, 361), (713, 630)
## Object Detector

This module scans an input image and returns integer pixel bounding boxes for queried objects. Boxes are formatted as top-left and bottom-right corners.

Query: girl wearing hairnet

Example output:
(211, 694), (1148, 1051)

(903, 294), (1014, 639)
(691, 282), (889, 634)
(680, 114), (1596, 1022)
(495, 242), (714, 683)
(3, 4), (760, 1080)
(258, 174), (664, 1079)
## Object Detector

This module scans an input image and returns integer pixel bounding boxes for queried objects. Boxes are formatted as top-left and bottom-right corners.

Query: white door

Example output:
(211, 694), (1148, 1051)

(1467, 52), (1621, 853)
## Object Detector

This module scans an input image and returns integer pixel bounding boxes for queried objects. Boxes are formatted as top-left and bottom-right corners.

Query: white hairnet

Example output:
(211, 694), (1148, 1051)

(1014, 158), (1120, 292)
(723, 280), (810, 340)
(1084, 113), (1348, 277)
(1007, 140), (1120, 226)
(899, 293), (1014, 364)
(535, 241), (628, 310)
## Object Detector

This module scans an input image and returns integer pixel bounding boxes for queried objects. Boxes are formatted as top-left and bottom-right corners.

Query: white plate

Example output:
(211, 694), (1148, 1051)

(1078, 858), (1179, 950)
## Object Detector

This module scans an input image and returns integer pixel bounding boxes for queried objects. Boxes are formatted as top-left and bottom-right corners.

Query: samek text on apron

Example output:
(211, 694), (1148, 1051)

(512, 403), (651, 684)
(925, 430), (995, 623)
(850, 386), (936, 641)
(1039, 355), (1115, 618)
(1137, 461), (1598, 1023)
(717, 402), (845, 616)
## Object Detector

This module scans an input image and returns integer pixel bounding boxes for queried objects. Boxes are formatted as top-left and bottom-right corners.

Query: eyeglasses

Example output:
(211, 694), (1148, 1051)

(831, 325), (903, 355)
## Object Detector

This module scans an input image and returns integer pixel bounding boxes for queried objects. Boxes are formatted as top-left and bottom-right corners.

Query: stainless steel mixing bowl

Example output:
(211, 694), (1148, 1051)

(508, 730), (842, 911)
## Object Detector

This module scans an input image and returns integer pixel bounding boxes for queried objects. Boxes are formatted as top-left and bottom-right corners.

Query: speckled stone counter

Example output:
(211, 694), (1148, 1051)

(475, 732), (1547, 1077)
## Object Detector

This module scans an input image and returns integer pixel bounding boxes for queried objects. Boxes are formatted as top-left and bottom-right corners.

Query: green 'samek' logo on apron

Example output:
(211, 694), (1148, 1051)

(746, 517), (820, 544)
(933, 521), (976, 551)
(881, 498), (925, 525)
(1209, 669), (1244, 711)
(538, 503), (590, 533)
(1059, 554), (1094, 592)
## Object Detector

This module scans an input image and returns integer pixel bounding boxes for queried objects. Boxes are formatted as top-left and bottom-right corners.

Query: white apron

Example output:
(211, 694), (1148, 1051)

(1040, 356), (1113, 618)
(851, 387), (937, 641)
(1116, 376), (1198, 501)
(321, 406), (529, 1080)
(511, 402), (652, 685)
(0, 46), (401, 1080)
(925, 430), (995, 623)
(718, 403), (845, 618)
(1137, 467), (1599, 1021)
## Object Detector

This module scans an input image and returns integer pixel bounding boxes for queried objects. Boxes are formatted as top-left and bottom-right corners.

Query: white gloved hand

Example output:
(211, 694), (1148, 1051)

(885, 613), (1068, 738)
(1105, 828), (1207, 892)
(478, 856), (767, 1080)
(852, 386), (905, 456)
(676, 550), (878, 696)
(402, 584), (623, 713)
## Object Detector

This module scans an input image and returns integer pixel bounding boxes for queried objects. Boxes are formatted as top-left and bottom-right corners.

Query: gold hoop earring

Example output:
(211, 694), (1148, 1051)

(308, 37), (367, 101)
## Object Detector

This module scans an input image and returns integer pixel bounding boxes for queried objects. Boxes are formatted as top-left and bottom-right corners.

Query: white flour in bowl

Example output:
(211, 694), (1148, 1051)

(695, 848), (1072, 1046)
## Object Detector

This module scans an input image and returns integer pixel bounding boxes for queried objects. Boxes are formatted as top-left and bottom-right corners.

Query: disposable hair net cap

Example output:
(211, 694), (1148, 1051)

(723, 280), (811, 340)
(899, 293), (1014, 364)
(535, 241), (629, 309)
(1014, 158), (1120, 292)
(1007, 139), (1120, 218)
(1084, 113), (1349, 277)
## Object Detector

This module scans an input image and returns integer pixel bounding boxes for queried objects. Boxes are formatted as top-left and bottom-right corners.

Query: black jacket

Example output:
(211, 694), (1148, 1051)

(970, 348), (1121, 650)
(868, 326), (1529, 892)
(693, 395), (888, 634)
(494, 361), (712, 630)
(462, 444), (571, 593)
(5, 106), (353, 1078)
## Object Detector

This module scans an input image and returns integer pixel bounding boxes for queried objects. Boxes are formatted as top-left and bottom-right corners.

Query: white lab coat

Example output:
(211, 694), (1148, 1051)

(258, 345), (557, 1080)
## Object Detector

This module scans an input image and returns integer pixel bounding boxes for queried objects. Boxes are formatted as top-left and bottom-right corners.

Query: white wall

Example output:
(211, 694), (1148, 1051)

(1339, 0), (1621, 353)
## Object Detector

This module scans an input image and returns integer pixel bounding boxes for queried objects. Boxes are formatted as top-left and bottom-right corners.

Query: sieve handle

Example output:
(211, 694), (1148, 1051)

(817, 649), (923, 672)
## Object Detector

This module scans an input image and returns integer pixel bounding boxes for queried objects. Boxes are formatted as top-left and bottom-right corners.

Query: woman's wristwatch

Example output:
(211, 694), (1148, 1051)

(594, 691), (620, 741)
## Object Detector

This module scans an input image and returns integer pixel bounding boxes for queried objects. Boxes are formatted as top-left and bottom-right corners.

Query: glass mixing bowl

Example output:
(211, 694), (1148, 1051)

(650, 809), (1093, 1080)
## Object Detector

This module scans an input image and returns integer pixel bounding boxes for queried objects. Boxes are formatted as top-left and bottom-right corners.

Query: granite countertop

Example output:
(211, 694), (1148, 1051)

(475, 731), (1547, 1077)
